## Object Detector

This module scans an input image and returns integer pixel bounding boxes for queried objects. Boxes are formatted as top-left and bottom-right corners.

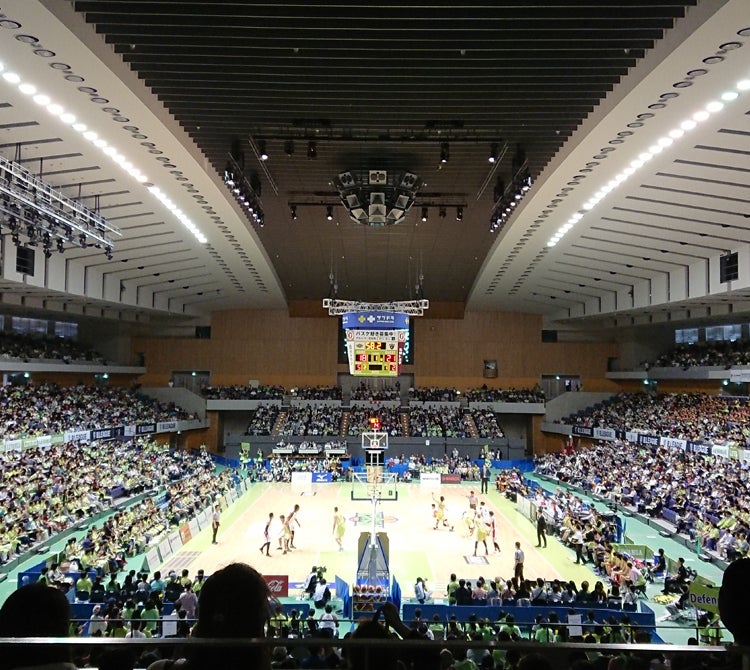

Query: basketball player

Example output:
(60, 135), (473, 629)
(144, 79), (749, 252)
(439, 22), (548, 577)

(431, 494), (454, 531)
(332, 506), (346, 551)
(287, 503), (301, 549)
(259, 512), (273, 556)
(461, 509), (476, 538)
(488, 510), (501, 553)
(474, 517), (489, 556)
(467, 490), (478, 511)
(278, 514), (289, 554)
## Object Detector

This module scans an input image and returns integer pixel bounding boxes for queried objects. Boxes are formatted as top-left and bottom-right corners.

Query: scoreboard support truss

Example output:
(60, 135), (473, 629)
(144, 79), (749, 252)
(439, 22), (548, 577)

(323, 298), (429, 316)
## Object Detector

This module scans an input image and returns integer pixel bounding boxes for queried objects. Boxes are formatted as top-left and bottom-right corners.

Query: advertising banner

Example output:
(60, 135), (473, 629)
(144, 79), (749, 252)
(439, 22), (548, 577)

(263, 575), (289, 598)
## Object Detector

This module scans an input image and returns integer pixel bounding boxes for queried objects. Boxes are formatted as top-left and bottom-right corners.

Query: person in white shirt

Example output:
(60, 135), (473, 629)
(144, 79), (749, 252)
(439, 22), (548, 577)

(318, 604), (338, 637)
(513, 542), (525, 582)
(313, 578), (331, 609)
(88, 605), (106, 637)
(414, 577), (431, 604)
(571, 526), (585, 564)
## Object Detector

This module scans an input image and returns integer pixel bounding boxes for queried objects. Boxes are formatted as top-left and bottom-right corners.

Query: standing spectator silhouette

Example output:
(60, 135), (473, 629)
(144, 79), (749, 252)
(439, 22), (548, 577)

(0, 583), (72, 670)
(719, 557), (750, 645)
(148, 562), (271, 670)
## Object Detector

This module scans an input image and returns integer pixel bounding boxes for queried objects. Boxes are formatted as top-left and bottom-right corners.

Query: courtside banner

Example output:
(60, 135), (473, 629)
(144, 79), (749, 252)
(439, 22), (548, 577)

(312, 472), (333, 483)
(572, 426), (593, 437)
(441, 473), (461, 484)
(64, 429), (91, 443)
(264, 575), (289, 598)
(419, 472), (441, 488)
(157, 421), (178, 432)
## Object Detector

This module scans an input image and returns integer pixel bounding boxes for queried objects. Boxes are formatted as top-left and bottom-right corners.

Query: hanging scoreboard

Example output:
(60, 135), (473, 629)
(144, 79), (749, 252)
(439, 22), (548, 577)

(348, 333), (399, 376)
(342, 311), (410, 377)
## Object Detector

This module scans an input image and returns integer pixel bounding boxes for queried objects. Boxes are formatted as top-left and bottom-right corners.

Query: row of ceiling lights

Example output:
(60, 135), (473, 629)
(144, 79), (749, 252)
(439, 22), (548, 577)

(0, 59), (208, 246)
(258, 140), (317, 160)
(546, 75), (750, 248)
(289, 204), (464, 222)
(489, 171), (532, 233)
(257, 139), (501, 165)
(223, 160), (265, 228)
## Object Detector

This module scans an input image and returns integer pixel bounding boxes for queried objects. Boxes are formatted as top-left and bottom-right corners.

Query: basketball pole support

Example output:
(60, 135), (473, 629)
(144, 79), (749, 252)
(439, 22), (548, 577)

(362, 430), (387, 548)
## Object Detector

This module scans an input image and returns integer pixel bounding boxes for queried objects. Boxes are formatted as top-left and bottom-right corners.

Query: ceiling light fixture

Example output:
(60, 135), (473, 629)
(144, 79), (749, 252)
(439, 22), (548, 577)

(307, 141), (317, 159)
(284, 140), (294, 157)
(440, 142), (449, 164)
(488, 144), (499, 163)
(421, 207), (428, 222)
(326, 205), (333, 221)
(0, 59), (208, 245)
(223, 153), (263, 232)
(546, 79), (746, 248)
(333, 169), (422, 227)
(456, 207), (463, 221)
(258, 140), (268, 161)
(439, 206), (447, 219)
(290, 204), (297, 220)
(489, 152), (531, 234)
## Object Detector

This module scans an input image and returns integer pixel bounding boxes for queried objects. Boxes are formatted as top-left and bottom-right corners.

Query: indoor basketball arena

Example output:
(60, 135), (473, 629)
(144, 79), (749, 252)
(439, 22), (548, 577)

(0, 1), (748, 668)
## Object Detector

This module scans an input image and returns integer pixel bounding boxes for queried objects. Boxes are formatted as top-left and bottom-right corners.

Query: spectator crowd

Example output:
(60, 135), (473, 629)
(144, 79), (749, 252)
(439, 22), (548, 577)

(0, 331), (106, 364)
(559, 392), (750, 446)
(652, 340), (750, 369)
(535, 441), (750, 561)
(0, 440), (230, 570)
(0, 383), (194, 440)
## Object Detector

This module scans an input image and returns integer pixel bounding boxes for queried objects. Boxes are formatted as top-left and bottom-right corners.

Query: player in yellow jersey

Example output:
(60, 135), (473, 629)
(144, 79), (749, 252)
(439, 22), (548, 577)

(333, 506), (346, 551)
(431, 494), (454, 531)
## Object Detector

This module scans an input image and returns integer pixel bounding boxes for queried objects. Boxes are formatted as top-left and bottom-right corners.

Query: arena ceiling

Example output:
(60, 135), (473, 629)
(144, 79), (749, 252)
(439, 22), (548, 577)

(0, 1), (749, 330)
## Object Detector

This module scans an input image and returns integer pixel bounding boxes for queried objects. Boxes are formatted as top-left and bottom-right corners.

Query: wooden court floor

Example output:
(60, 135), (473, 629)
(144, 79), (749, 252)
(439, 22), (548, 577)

(162, 481), (589, 596)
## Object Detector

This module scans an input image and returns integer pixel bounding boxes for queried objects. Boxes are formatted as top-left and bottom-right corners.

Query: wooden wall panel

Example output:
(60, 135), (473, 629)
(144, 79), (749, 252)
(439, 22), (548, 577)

(133, 309), (619, 390)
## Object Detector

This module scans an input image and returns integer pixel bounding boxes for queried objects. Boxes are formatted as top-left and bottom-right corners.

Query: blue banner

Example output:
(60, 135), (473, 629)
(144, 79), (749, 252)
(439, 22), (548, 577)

(90, 427), (114, 441)
(687, 441), (712, 455)
(312, 472), (332, 483)
(342, 312), (410, 330)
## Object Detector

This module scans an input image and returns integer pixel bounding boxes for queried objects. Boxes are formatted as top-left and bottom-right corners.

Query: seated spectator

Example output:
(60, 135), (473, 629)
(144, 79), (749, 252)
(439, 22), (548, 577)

(318, 604), (338, 637)
(663, 557), (689, 595)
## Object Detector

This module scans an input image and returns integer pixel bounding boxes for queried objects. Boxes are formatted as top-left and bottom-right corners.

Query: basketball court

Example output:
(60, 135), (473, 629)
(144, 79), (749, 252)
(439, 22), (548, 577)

(160, 475), (582, 598)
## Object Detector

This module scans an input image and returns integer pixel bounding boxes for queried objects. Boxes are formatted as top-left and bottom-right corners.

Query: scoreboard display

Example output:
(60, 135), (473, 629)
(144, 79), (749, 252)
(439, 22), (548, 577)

(342, 312), (410, 378)
(352, 340), (399, 376)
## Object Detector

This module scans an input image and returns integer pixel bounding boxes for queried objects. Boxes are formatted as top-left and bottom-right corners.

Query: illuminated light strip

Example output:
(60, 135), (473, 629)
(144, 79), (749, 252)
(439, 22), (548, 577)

(0, 60), (208, 245)
(546, 76), (750, 248)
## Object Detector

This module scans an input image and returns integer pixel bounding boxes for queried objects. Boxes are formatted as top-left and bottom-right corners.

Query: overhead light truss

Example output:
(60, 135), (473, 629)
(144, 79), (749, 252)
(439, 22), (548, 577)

(323, 298), (430, 316)
(0, 154), (121, 255)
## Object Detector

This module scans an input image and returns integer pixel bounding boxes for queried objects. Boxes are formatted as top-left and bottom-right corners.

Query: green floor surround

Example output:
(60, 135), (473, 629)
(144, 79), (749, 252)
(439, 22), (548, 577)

(0, 475), (726, 645)
(524, 473), (728, 645)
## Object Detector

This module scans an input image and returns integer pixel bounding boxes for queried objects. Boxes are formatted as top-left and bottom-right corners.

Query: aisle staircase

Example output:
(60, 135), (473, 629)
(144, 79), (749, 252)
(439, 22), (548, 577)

(463, 412), (479, 438)
(271, 410), (287, 436)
